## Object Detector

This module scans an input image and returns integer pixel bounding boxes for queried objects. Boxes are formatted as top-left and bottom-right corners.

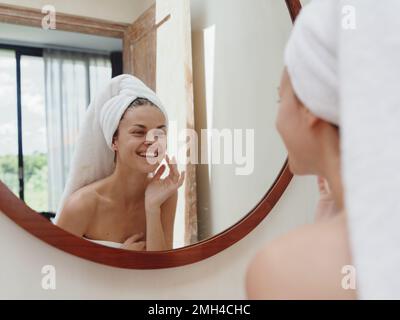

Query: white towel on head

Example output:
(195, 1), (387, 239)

(285, 0), (400, 299)
(339, 0), (400, 299)
(284, 0), (340, 125)
(55, 74), (168, 222)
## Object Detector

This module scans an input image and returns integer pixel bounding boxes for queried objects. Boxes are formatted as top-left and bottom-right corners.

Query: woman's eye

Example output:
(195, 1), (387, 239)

(132, 131), (145, 135)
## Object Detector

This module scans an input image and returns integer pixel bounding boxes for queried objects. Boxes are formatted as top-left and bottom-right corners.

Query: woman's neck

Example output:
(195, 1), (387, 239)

(107, 163), (149, 207)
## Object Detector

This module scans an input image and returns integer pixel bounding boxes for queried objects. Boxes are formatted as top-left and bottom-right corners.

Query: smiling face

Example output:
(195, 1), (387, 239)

(275, 68), (324, 175)
(112, 103), (167, 173)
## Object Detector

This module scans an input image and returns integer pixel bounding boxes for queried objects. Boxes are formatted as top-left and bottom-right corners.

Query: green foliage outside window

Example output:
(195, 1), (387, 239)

(0, 152), (48, 212)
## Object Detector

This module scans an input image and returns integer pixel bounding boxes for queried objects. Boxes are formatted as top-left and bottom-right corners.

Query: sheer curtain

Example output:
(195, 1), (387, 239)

(44, 49), (111, 212)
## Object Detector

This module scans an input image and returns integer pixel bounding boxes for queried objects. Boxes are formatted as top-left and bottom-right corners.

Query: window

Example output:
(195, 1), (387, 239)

(0, 49), (18, 196)
(0, 44), (113, 216)
(21, 55), (48, 212)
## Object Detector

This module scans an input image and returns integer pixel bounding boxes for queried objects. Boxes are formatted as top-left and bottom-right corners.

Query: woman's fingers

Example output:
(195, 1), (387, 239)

(166, 154), (181, 183)
(166, 155), (178, 176)
(317, 176), (328, 194)
(171, 157), (180, 181)
(124, 232), (145, 245)
(165, 154), (173, 178)
(125, 241), (146, 251)
(152, 164), (166, 181)
(136, 241), (146, 250)
(157, 154), (185, 189)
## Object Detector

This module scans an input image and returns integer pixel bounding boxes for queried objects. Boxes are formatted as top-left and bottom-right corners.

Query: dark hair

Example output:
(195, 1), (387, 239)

(112, 97), (158, 163)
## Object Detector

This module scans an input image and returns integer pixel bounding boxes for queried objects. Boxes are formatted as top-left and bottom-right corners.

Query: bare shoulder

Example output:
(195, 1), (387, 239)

(246, 213), (357, 299)
(56, 184), (99, 237)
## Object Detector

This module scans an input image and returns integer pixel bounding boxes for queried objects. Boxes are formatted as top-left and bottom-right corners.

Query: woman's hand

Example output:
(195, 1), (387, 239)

(120, 232), (146, 251)
(314, 176), (340, 222)
(145, 154), (185, 213)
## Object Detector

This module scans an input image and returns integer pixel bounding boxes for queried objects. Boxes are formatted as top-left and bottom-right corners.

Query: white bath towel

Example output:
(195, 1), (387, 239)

(339, 0), (400, 299)
(55, 74), (168, 222)
(84, 238), (122, 249)
(285, 0), (400, 298)
(284, 0), (340, 125)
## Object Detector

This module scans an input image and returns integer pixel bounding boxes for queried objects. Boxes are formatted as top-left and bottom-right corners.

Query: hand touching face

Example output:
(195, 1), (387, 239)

(145, 154), (185, 211)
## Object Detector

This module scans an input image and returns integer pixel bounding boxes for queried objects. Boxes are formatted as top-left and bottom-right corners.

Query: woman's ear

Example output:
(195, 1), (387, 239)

(302, 107), (321, 128)
(112, 138), (118, 164)
(112, 131), (118, 151)
(111, 138), (118, 152)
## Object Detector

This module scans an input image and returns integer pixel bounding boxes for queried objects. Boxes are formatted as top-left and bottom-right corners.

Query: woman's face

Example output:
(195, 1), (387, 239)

(275, 68), (321, 175)
(113, 104), (167, 173)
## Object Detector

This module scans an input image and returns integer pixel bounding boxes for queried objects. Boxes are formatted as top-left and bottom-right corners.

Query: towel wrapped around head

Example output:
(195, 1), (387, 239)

(284, 0), (340, 125)
(55, 74), (168, 221)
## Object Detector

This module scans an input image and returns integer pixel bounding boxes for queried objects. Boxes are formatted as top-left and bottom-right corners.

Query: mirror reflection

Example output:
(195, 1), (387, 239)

(0, 0), (292, 250)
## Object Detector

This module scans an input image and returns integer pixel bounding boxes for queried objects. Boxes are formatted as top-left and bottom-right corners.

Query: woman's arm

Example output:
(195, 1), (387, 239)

(145, 191), (177, 251)
(160, 191), (178, 248)
(144, 155), (184, 251)
(145, 206), (167, 251)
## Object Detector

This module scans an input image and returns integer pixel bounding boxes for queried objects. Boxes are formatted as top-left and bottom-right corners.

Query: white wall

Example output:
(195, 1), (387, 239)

(191, 0), (293, 240)
(0, 176), (317, 299)
(0, 0), (318, 299)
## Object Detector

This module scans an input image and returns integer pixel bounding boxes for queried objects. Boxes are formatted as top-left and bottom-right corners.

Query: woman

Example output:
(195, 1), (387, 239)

(56, 75), (185, 251)
(246, 69), (355, 299)
(246, 0), (356, 299)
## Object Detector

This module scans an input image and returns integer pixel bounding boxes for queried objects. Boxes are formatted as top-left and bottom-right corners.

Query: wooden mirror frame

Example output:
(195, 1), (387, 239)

(0, 0), (301, 269)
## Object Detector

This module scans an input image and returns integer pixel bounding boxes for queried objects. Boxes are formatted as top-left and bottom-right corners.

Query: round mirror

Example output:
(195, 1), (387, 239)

(0, 0), (300, 268)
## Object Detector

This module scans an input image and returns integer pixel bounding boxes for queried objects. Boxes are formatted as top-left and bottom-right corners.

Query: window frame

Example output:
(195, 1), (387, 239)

(0, 44), (43, 202)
